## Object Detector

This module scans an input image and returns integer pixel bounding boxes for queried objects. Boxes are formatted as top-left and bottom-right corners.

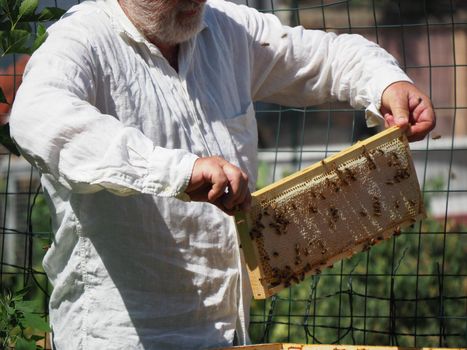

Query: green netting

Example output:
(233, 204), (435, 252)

(1, 0), (466, 348)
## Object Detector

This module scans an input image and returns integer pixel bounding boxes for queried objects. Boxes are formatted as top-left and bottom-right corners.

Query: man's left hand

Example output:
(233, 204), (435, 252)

(380, 81), (436, 142)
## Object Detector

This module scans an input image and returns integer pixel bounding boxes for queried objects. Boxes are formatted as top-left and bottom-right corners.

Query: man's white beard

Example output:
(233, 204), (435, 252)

(125, 1), (205, 45)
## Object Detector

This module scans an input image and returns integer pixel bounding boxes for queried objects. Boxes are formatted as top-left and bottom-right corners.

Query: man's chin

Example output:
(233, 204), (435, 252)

(168, 17), (204, 44)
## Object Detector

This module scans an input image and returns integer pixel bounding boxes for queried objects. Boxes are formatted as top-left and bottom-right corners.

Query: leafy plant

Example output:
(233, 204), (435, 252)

(0, 2), (64, 347)
(0, 0), (65, 155)
(0, 288), (51, 350)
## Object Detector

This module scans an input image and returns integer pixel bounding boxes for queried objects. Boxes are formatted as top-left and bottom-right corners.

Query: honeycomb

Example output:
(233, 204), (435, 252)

(236, 127), (425, 299)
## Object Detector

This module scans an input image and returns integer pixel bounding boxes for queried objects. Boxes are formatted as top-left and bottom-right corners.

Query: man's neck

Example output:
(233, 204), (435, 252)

(117, 0), (180, 72)
(153, 40), (179, 72)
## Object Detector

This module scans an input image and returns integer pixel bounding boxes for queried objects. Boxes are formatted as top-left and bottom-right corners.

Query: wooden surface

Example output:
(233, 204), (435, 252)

(235, 126), (426, 299)
(213, 344), (465, 350)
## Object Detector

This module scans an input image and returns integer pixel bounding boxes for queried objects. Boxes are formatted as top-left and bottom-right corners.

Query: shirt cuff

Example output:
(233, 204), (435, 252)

(365, 72), (413, 128)
(143, 147), (199, 199)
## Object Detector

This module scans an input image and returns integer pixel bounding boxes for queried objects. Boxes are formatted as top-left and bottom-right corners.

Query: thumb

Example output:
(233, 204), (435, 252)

(390, 101), (410, 128)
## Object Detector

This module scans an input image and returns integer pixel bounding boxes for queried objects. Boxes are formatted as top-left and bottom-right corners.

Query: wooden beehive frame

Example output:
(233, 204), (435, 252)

(212, 344), (464, 350)
(235, 126), (425, 299)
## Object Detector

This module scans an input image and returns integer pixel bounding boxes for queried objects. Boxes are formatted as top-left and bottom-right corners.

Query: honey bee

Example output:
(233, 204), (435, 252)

(363, 149), (377, 170)
(344, 167), (357, 182)
(325, 178), (339, 192)
(394, 167), (410, 182)
(256, 221), (265, 229)
(329, 206), (339, 221)
(375, 149), (385, 156)
(308, 204), (318, 214)
(335, 168), (349, 186)
(388, 151), (401, 167)
(299, 272), (305, 281)
(250, 228), (262, 240)
(372, 196), (382, 217)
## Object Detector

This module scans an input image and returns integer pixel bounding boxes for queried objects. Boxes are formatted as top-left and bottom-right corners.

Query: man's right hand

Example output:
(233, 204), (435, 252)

(185, 156), (251, 215)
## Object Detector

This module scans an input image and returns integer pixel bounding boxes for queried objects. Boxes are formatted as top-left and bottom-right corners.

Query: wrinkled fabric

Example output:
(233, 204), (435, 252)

(10, 0), (411, 349)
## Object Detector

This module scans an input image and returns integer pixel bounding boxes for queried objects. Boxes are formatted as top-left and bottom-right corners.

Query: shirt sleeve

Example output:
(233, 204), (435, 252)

(9, 19), (197, 199)
(226, 2), (412, 126)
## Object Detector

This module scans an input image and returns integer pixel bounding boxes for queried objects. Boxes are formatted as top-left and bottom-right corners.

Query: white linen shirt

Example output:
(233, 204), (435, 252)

(10, 0), (411, 349)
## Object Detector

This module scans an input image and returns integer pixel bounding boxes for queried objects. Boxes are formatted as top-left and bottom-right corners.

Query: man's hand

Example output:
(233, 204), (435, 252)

(381, 81), (436, 142)
(185, 156), (251, 215)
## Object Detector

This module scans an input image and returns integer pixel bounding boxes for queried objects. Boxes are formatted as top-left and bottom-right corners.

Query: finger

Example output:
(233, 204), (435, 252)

(207, 167), (228, 203)
(225, 168), (242, 209)
(383, 113), (395, 127)
(407, 110), (436, 142)
(228, 172), (250, 210)
(381, 83), (411, 129)
(390, 101), (410, 129)
(222, 166), (248, 209)
(240, 171), (252, 209)
(212, 196), (236, 216)
(187, 183), (211, 202)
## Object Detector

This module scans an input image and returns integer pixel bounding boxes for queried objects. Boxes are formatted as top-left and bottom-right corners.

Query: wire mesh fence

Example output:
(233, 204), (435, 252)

(0, 0), (466, 348)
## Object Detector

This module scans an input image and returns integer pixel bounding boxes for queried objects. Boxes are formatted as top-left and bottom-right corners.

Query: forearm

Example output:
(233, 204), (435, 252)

(10, 60), (197, 198)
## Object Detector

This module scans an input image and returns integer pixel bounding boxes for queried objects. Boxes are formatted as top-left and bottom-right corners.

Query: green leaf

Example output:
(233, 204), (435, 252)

(0, 123), (21, 156)
(21, 313), (51, 332)
(29, 334), (45, 341)
(5, 303), (15, 315)
(1, 0), (21, 24)
(0, 30), (8, 52)
(10, 325), (21, 337)
(15, 337), (36, 350)
(14, 21), (31, 31)
(0, 87), (7, 104)
(37, 7), (66, 21)
(30, 23), (46, 53)
(2, 29), (30, 55)
(15, 300), (38, 313)
(18, 0), (38, 19)
(0, 17), (11, 31)
(12, 287), (30, 301)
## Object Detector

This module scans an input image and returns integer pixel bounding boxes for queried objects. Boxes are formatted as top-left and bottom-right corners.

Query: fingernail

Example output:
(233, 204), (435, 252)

(396, 116), (408, 124)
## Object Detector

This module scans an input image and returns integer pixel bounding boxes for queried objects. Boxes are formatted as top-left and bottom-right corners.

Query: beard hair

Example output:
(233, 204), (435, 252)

(124, 0), (205, 45)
